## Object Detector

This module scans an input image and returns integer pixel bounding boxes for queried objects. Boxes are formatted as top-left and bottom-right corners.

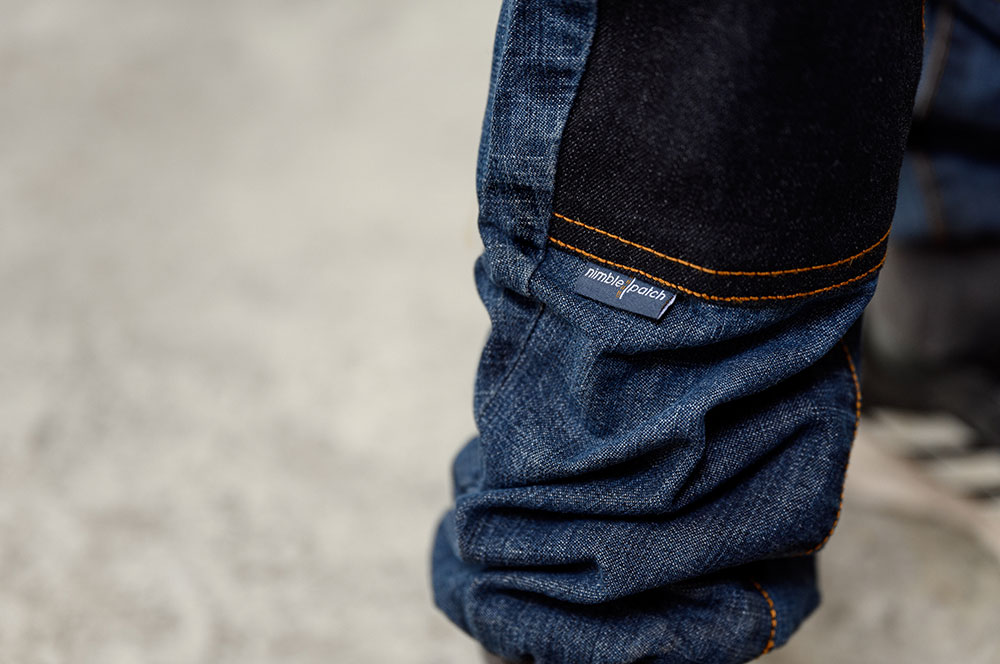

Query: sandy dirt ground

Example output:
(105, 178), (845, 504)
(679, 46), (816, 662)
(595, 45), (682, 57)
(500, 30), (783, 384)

(1, 1), (997, 662)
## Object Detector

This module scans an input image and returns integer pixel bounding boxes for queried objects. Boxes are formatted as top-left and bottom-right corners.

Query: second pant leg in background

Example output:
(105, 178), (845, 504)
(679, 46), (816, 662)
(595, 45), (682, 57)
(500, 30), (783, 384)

(866, 0), (1000, 437)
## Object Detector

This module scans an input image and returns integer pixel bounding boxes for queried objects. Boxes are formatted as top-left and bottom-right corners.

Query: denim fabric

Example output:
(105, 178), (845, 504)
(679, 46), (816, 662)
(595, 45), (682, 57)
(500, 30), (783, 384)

(473, 0), (596, 295)
(431, 1), (886, 661)
(892, 0), (1000, 240)
(550, 0), (923, 300)
(433, 249), (870, 663)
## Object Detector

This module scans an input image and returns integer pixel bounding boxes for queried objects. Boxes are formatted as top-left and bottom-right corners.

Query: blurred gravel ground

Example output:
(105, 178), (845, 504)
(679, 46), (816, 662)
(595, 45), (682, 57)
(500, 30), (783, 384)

(0, 1), (996, 662)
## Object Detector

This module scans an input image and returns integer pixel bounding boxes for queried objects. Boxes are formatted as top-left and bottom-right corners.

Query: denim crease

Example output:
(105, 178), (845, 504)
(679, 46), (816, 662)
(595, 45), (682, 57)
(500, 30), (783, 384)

(434, 249), (871, 663)
(431, 0), (908, 661)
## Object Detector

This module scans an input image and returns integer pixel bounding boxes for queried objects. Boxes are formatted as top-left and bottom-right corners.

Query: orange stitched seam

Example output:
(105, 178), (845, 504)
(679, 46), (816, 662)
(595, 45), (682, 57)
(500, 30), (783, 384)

(801, 342), (861, 556)
(751, 580), (777, 657)
(548, 237), (885, 302)
(552, 212), (891, 277)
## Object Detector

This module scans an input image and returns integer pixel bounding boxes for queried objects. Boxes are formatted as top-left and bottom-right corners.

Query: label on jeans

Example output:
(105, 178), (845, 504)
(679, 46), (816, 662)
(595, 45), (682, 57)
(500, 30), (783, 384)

(574, 262), (676, 320)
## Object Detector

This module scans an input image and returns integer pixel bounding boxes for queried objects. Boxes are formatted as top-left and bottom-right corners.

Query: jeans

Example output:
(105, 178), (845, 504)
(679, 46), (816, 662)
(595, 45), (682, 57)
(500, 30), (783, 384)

(893, 0), (1000, 241)
(431, 1), (925, 662)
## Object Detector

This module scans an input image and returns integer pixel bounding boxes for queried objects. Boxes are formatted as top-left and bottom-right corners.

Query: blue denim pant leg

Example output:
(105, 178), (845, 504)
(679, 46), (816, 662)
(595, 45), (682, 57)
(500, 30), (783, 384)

(430, 1), (918, 662)
(433, 250), (870, 664)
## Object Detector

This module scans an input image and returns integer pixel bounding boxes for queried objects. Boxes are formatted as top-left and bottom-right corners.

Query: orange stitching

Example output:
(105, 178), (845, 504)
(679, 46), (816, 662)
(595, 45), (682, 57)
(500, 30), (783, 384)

(615, 277), (634, 299)
(751, 580), (777, 657)
(552, 212), (891, 277)
(801, 342), (861, 555)
(548, 237), (885, 302)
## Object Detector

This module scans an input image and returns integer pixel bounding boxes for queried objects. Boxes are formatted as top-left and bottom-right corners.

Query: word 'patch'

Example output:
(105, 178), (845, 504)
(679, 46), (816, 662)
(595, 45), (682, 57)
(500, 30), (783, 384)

(573, 263), (676, 320)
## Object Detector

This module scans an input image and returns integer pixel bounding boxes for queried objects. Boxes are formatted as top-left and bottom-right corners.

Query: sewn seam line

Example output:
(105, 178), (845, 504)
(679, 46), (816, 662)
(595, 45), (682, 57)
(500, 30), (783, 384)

(552, 212), (891, 277)
(801, 342), (861, 556)
(751, 580), (777, 657)
(548, 237), (885, 302)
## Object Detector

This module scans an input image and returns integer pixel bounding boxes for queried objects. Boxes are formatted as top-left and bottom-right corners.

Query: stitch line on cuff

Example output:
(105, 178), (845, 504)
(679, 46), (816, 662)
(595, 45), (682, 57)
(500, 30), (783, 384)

(750, 579), (777, 657)
(548, 237), (886, 302)
(552, 212), (891, 277)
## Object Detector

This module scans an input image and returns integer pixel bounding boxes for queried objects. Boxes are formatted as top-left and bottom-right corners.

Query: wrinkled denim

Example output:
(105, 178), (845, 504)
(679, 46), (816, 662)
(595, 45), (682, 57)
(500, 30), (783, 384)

(432, 252), (870, 663)
(431, 1), (887, 662)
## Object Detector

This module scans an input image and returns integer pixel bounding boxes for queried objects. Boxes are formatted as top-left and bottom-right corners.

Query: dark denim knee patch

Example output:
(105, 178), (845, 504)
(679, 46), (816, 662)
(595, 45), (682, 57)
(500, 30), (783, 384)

(550, 0), (925, 302)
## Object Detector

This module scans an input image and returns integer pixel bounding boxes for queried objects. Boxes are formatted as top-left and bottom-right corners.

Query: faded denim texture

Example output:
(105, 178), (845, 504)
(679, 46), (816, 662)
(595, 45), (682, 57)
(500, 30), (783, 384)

(431, 1), (903, 661)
